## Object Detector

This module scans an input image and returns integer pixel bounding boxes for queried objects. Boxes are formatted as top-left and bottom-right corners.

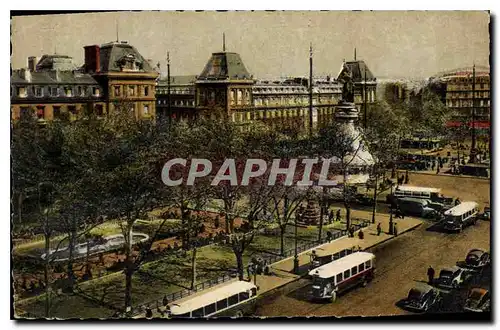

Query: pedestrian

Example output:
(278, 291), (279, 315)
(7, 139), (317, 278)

(358, 229), (364, 240)
(455, 198), (461, 206)
(336, 209), (341, 222)
(328, 210), (334, 224)
(393, 223), (398, 237)
(427, 266), (435, 284)
(431, 162), (435, 171)
(377, 223), (382, 236)
(145, 305), (153, 319)
(247, 262), (253, 281)
(162, 295), (169, 307)
(436, 166), (440, 174)
(214, 216), (220, 229)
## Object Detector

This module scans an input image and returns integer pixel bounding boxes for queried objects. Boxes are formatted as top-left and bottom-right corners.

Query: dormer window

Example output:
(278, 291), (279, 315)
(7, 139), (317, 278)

(64, 87), (72, 97)
(50, 87), (58, 97)
(117, 54), (142, 72)
(92, 87), (100, 97)
(17, 86), (27, 98)
(34, 86), (43, 97)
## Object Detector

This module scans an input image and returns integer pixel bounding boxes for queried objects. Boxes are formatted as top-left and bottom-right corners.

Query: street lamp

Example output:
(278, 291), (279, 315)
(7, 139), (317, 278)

(388, 183), (394, 235)
(293, 211), (301, 274)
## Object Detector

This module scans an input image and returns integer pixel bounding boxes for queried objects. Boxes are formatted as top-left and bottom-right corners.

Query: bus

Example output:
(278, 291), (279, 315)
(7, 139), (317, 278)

(394, 185), (441, 201)
(308, 252), (376, 302)
(443, 201), (479, 232)
(167, 281), (258, 318)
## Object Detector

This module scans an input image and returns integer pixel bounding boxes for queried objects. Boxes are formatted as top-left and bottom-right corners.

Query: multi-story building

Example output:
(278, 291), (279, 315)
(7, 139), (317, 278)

(156, 51), (377, 131)
(11, 41), (158, 122)
(432, 66), (490, 122)
(11, 54), (105, 121)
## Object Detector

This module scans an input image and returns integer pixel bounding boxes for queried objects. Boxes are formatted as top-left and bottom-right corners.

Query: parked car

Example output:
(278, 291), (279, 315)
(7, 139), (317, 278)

(434, 266), (471, 289)
(402, 283), (442, 312)
(464, 249), (490, 269)
(478, 207), (490, 221)
(397, 198), (437, 218)
(464, 288), (490, 312)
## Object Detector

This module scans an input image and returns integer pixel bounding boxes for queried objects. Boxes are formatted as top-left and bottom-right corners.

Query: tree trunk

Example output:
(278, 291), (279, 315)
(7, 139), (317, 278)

(235, 249), (244, 281)
(44, 231), (51, 318)
(85, 237), (91, 274)
(190, 246), (197, 290)
(18, 191), (24, 224)
(318, 194), (325, 242)
(280, 226), (286, 256)
(371, 171), (379, 223)
(124, 224), (134, 312)
(124, 267), (133, 312)
(345, 204), (351, 230)
(66, 230), (76, 292)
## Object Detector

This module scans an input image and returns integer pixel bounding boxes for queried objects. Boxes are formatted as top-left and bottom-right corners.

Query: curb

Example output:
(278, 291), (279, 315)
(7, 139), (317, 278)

(361, 222), (423, 251)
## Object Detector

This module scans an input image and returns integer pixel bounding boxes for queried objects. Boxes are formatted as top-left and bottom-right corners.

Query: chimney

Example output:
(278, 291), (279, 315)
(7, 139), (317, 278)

(19, 68), (31, 82)
(28, 56), (37, 72)
(84, 45), (100, 73)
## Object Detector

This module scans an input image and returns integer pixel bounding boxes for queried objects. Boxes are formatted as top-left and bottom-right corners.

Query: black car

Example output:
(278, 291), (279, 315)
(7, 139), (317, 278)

(434, 266), (471, 289)
(402, 283), (442, 312)
(464, 288), (490, 312)
(464, 249), (490, 269)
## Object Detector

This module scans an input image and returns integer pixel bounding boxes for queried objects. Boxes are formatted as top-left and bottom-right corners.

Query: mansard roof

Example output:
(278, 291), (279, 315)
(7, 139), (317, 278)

(198, 52), (252, 81)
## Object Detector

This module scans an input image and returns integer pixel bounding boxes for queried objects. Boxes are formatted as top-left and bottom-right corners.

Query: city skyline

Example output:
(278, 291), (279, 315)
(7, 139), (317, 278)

(11, 11), (490, 80)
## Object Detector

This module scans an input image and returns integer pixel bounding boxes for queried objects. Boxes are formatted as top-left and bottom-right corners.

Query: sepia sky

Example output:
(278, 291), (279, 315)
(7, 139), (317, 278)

(11, 11), (490, 79)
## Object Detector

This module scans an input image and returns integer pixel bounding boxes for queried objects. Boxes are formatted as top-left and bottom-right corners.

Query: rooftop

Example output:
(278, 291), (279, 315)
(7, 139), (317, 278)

(98, 41), (155, 73)
(309, 252), (375, 279)
(198, 52), (252, 81)
(444, 201), (478, 216)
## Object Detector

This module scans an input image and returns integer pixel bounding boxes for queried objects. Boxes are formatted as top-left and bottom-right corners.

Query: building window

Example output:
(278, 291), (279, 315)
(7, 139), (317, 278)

(114, 86), (121, 97)
(95, 104), (104, 116)
(68, 105), (77, 115)
(53, 106), (66, 121)
(128, 85), (135, 96)
(17, 86), (27, 98)
(64, 87), (72, 97)
(20, 107), (32, 120)
(34, 86), (43, 97)
(49, 87), (58, 97)
(143, 104), (149, 115)
(144, 86), (149, 96)
(36, 106), (45, 120)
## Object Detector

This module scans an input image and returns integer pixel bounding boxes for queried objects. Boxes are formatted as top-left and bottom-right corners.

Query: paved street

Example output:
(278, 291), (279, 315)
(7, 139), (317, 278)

(254, 219), (490, 317)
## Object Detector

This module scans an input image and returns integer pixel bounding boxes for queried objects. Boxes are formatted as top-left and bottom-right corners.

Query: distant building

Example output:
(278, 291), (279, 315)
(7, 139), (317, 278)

(11, 41), (158, 122)
(156, 50), (377, 131)
(431, 66), (490, 123)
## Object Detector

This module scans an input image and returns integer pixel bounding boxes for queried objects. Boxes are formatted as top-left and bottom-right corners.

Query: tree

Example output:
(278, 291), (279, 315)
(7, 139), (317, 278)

(270, 185), (307, 256)
(365, 100), (405, 222)
(315, 121), (366, 231)
(84, 109), (172, 312)
(11, 117), (68, 317)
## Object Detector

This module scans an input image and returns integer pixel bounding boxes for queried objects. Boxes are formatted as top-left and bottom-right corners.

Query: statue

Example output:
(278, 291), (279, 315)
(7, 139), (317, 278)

(340, 65), (355, 103)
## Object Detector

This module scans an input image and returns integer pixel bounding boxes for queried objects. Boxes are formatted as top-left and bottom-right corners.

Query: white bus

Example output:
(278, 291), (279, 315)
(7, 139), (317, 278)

(167, 280), (258, 318)
(308, 252), (376, 302)
(394, 185), (442, 201)
(443, 201), (479, 232)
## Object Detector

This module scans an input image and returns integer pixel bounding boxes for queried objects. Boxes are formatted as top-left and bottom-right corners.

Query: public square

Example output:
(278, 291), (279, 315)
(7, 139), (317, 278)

(10, 11), (491, 320)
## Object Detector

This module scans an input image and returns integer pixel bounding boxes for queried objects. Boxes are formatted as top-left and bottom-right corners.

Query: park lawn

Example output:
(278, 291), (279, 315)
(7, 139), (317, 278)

(15, 292), (117, 319)
(15, 223), (326, 319)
